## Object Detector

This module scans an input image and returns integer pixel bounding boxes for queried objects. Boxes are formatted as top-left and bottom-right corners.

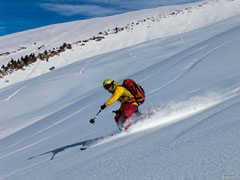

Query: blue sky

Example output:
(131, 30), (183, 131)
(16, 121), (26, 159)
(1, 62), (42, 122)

(0, 0), (200, 37)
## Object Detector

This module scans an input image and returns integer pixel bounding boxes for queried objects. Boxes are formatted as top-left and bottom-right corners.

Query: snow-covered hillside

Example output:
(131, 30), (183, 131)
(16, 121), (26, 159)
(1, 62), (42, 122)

(1, 0), (240, 180)
(0, 0), (240, 89)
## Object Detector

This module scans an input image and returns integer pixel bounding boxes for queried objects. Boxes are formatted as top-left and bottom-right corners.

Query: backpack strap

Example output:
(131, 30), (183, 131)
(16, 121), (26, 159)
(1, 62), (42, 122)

(116, 85), (137, 104)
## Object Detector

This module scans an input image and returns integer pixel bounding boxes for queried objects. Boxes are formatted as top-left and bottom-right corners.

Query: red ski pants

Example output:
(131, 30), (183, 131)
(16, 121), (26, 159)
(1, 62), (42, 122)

(115, 104), (138, 124)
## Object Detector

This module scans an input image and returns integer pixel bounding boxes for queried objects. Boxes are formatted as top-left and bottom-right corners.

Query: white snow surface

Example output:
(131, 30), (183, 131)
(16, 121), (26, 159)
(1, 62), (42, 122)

(1, 0), (240, 179)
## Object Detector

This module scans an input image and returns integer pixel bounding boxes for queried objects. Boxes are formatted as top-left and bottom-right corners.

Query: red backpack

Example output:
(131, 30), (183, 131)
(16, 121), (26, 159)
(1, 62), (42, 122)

(122, 79), (145, 105)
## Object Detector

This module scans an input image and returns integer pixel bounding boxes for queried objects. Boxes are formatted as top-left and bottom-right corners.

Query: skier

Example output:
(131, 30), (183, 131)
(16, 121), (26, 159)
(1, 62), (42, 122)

(101, 78), (140, 129)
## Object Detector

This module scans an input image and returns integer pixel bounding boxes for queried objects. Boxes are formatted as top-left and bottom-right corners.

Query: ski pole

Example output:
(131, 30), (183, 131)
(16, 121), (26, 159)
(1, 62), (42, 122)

(89, 109), (102, 124)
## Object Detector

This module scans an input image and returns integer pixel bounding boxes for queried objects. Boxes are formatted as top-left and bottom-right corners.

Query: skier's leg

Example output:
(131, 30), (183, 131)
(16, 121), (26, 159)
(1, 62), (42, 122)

(114, 111), (123, 130)
(120, 104), (138, 124)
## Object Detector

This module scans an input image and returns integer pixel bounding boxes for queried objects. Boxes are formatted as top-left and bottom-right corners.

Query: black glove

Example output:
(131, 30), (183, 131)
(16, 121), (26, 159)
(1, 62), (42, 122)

(101, 104), (107, 110)
(89, 119), (95, 124)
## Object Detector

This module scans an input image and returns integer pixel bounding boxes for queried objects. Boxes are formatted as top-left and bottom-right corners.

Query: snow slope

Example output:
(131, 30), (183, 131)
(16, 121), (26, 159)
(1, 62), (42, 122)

(1, 0), (240, 180)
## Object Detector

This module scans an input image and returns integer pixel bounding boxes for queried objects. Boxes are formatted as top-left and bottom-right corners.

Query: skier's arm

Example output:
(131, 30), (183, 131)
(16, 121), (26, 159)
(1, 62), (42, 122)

(105, 86), (124, 106)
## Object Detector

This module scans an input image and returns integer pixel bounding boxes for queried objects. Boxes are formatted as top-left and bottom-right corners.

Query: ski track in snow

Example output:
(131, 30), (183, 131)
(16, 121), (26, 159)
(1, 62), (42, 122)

(45, 69), (85, 82)
(0, 96), (107, 158)
(148, 35), (240, 94)
(0, 136), (51, 160)
(137, 44), (208, 83)
(0, 85), (27, 102)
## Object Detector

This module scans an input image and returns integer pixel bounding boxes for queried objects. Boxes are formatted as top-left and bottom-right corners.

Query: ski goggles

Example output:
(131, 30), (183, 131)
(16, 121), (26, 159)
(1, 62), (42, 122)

(104, 84), (111, 90)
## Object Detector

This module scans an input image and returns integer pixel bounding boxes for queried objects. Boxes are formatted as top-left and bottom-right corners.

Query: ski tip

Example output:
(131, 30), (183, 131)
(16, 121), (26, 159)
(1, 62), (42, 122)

(80, 147), (87, 151)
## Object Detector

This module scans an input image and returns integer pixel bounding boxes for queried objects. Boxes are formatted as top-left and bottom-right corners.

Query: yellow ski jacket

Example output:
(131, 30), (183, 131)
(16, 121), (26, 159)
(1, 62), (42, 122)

(105, 81), (138, 110)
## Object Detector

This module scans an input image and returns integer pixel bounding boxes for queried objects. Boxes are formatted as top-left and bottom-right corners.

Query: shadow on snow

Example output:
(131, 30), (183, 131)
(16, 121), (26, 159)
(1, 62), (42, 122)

(28, 136), (104, 160)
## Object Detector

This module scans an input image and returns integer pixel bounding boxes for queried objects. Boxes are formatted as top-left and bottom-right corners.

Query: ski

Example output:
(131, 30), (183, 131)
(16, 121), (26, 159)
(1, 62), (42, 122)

(80, 136), (105, 151)
(80, 132), (120, 151)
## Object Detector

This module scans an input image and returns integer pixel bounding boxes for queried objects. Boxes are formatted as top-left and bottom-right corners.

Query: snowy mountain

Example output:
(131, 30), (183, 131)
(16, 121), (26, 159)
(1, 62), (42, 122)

(0, 0), (240, 89)
(1, 0), (240, 179)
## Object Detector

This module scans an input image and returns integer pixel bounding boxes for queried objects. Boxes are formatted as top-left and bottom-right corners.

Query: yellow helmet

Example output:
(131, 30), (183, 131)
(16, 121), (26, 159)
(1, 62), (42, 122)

(103, 78), (114, 88)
